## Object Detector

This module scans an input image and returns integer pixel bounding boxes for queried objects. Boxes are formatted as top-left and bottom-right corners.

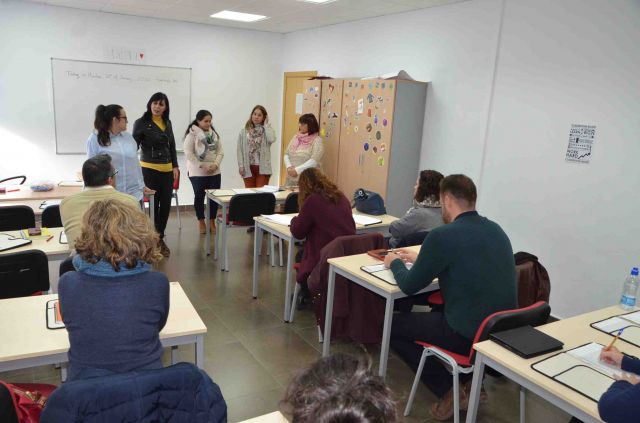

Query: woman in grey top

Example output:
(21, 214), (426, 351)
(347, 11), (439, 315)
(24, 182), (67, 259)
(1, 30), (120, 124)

(388, 170), (444, 248)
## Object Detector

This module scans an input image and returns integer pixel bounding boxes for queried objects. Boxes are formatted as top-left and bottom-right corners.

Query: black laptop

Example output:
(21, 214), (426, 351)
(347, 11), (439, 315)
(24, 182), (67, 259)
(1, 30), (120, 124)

(489, 325), (564, 359)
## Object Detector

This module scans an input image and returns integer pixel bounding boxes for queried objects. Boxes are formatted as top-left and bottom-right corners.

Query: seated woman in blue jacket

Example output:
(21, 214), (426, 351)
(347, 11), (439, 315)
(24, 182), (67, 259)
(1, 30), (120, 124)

(58, 198), (169, 381)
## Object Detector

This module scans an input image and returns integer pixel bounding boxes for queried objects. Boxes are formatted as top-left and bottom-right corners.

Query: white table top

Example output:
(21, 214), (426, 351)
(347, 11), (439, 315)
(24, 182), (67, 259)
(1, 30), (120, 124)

(474, 305), (640, 421)
(0, 282), (206, 365)
(0, 227), (68, 256)
(254, 212), (399, 238)
(206, 188), (293, 205)
(0, 185), (82, 202)
(326, 245), (424, 295)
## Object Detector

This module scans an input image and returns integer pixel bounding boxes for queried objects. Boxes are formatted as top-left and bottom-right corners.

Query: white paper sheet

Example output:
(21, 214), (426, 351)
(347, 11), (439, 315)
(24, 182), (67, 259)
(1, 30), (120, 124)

(353, 214), (382, 226)
(232, 188), (255, 194)
(260, 214), (294, 226)
(255, 185), (280, 193)
(567, 342), (622, 378)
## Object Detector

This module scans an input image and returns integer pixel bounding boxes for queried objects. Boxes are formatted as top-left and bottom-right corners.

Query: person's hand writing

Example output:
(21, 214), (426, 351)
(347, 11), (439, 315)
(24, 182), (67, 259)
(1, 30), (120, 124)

(600, 346), (624, 368)
(615, 373), (640, 385)
(395, 248), (418, 264)
(384, 252), (402, 268)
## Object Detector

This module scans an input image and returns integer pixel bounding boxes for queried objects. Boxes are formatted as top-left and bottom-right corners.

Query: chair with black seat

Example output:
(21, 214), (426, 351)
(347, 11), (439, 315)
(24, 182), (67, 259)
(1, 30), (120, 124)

(42, 205), (63, 228)
(0, 206), (35, 231)
(0, 250), (49, 299)
(0, 176), (26, 185)
(403, 301), (551, 423)
(216, 192), (276, 264)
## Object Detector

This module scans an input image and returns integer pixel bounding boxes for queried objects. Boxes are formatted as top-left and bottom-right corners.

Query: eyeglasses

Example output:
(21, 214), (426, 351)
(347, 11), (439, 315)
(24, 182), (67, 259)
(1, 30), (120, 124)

(109, 169), (119, 178)
(118, 116), (128, 122)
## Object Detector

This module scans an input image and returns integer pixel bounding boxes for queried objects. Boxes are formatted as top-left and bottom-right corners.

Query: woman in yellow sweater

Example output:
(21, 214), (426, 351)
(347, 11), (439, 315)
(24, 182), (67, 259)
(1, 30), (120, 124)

(133, 92), (179, 257)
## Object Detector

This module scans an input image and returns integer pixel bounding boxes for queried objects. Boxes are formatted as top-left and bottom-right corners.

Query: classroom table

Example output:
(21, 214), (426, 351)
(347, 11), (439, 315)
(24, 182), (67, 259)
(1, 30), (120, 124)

(0, 227), (68, 260)
(465, 305), (636, 423)
(239, 411), (288, 423)
(204, 189), (293, 271)
(252, 212), (398, 322)
(0, 185), (82, 202)
(252, 213), (399, 322)
(0, 282), (207, 375)
(321, 245), (438, 377)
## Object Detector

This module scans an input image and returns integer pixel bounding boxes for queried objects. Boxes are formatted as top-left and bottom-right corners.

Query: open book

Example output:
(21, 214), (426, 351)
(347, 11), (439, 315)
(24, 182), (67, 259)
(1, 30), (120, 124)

(532, 342), (623, 402)
(360, 262), (412, 285)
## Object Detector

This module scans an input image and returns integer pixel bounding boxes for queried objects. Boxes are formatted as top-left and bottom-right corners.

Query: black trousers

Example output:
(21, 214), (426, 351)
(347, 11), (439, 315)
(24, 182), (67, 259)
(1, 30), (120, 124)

(188, 174), (221, 220)
(142, 167), (173, 238)
(390, 312), (473, 398)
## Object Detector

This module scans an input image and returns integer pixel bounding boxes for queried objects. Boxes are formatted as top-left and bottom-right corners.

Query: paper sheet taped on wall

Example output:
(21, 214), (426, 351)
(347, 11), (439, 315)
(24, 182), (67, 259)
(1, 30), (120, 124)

(295, 93), (303, 114)
(566, 124), (596, 163)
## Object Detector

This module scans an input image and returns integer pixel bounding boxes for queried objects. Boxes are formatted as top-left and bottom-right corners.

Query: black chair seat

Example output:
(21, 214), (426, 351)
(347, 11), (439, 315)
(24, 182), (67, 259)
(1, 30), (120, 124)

(42, 205), (63, 228)
(0, 250), (49, 299)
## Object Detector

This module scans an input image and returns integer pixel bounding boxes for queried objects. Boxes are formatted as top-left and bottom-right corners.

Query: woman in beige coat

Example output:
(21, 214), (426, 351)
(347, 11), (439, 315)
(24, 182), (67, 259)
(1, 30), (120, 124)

(236, 105), (276, 188)
(184, 109), (224, 234)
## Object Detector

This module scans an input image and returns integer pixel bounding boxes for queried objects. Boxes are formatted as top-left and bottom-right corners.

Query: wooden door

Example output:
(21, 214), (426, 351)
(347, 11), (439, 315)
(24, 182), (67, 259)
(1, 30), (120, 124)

(319, 79), (343, 183)
(337, 79), (396, 199)
(280, 71), (317, 185)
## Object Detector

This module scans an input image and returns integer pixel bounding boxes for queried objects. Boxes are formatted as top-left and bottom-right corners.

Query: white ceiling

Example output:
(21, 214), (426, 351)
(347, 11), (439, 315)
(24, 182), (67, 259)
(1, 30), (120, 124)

(21, 0), (468, 33)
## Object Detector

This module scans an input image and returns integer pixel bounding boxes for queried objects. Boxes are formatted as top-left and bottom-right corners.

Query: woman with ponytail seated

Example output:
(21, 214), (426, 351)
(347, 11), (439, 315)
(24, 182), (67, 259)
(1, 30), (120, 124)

(86, 104), (154, 205)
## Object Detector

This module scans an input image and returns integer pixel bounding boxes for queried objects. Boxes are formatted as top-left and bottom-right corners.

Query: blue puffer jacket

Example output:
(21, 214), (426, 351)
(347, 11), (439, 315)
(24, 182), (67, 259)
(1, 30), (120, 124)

(41, 363), (227, 422)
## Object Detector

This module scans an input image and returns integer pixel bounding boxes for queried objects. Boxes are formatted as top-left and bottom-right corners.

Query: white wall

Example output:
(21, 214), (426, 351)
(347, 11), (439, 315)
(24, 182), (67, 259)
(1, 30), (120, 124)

(282, 0), (640, 317)
(0, 1), (284, 206)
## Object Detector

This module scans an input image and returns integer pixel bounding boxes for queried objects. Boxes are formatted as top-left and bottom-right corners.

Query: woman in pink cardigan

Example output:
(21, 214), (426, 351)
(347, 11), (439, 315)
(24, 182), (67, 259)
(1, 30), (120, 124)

(290, 168), (355, 308)
(183, 110), (224, 234)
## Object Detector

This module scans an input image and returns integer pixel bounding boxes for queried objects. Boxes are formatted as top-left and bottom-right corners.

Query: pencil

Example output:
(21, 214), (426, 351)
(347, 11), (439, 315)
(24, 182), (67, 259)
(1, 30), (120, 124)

(46, 235), (54, 242)
(606, 328), (625, 350)
(7, 189), (19, 193)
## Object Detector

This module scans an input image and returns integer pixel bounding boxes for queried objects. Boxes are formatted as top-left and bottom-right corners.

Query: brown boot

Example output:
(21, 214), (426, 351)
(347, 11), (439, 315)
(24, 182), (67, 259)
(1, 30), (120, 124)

(459, 379), (488, 410)
(198, 219), (206, 235)
(210, 219), (216, 234)
(429, 384), (466, 421)
(158, 239), (170, 257)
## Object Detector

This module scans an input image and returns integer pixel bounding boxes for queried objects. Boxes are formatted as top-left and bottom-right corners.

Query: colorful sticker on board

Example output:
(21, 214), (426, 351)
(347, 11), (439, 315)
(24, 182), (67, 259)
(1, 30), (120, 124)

(367, 109), (371, 117)
(380, 143), (386, 152)
(348, 82), (353, 87)
(357, 99), (364, 114)
(367, 93), (374, 103)
(364, 142), (369, 151)
(328, 83), (335, 93)
(389, 83), (394, 89)
(375, 82), (380, 88)
(320, 128), (326, 137)
(354, 126), (359, 133)
(377, 156), (384, 166)
(383, 118), (388, 127)
(376, 131), (381, 140)
(373, 146), (378, 154)
(366, 123), (372, 132)
(374, 115), (378, 125)
(381, 82), (386, 89)
(378, 96), (384, 103)
(328, 112), (338, 119)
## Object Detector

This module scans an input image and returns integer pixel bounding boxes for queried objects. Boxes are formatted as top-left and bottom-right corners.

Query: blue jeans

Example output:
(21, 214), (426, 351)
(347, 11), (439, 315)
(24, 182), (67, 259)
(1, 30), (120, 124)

(189, 174), (221, 220)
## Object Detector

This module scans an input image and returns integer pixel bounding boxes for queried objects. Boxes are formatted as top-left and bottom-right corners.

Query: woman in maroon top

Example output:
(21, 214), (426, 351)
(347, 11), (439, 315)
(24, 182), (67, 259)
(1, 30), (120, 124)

(290, 168), (356, 307)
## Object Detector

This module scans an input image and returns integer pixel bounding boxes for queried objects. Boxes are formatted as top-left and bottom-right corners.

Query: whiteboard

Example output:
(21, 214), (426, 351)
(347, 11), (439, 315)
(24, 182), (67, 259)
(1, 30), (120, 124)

(51, 58), (191, 154)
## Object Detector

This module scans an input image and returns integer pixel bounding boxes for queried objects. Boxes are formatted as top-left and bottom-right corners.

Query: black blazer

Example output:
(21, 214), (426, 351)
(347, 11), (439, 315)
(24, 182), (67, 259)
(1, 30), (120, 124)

(132, 118), (178, 167)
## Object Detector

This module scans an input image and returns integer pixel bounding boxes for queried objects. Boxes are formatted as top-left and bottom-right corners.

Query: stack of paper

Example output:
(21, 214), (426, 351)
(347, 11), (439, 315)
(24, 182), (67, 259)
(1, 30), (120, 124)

(353, 214), (383, 226)
(260, 214), (294, 226)
(58, 180), (83, 187)
(255, 185), (280, 193)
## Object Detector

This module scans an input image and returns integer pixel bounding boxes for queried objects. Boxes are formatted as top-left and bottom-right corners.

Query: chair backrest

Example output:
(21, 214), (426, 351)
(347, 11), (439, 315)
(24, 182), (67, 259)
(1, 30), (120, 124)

(0, 176), (26, 185)
(283, 192), (299, 214)
(59, 256), (75, 277)
(42, 205), (62, 228)
(228, 193), (276, 225)
(395, 230), (429, 248)
(0, 206), (35, 231)
(41, 362), (227, 423)
(0, 250), (49, 299)
(468, 301), (551, 363)
(173, 168), (180, 191)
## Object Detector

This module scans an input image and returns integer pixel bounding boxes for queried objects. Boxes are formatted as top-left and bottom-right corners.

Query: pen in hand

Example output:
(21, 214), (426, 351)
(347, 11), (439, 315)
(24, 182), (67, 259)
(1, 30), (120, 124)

(606, 327), (625, 351)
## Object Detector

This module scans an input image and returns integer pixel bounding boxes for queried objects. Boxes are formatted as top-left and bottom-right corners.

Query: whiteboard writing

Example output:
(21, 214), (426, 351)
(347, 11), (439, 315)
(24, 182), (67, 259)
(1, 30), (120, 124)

(64, 70), (181, 84)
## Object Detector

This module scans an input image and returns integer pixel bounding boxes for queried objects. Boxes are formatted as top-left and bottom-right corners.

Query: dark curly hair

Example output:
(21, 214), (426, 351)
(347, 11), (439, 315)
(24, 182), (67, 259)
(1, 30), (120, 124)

(414, 169), (444, 202)
(281, 353), (397, 423)
(298, 168), (344, 209)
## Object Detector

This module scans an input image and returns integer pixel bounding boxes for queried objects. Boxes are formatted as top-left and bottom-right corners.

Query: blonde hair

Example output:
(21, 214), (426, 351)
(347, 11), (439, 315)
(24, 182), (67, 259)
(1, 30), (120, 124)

(74, 199), (162, 270)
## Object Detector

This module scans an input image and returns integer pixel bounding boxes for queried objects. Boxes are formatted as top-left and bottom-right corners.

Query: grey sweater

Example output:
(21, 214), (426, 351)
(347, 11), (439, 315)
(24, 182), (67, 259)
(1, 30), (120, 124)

(388, 204), (443, 247)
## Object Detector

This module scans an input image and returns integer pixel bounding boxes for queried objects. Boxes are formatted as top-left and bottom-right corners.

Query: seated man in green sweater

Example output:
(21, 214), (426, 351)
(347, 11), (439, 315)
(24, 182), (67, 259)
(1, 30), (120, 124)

(383, 174), (517, 421)
(60, 154), (140, 250)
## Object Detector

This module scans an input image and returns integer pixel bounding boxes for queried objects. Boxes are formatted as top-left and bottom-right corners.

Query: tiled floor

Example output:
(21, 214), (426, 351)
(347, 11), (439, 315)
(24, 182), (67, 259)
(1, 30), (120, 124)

(1, 210), (573, 422)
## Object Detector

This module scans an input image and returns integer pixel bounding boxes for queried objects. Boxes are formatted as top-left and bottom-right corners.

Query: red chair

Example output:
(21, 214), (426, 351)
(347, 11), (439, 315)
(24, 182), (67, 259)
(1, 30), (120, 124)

(403, 301), (551, 423)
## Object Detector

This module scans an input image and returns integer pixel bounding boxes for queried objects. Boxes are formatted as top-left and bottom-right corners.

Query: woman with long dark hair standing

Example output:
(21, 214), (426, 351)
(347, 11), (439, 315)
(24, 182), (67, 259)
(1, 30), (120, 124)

(133, 92), (179, 257)
(236, 105), (276, 188)
(183, 109), (224, 235)
(87, 104), (151, 202)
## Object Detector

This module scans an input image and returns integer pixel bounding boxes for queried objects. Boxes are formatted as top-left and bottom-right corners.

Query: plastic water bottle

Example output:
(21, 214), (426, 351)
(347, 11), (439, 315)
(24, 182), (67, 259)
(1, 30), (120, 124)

(620, 267), (640, 310)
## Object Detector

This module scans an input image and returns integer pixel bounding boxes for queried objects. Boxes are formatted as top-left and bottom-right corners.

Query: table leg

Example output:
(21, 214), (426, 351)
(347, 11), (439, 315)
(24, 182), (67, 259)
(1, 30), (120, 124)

(222, 204), (228, 271)
(149, 194), (155, 228)
(283, 237), (294, 322)
(205, 197), (210, 256)
(322, 267), (336, 357)
(252, 223), (260, 299)
(520, 387), (526, 423)
(195, 335), (204, 368)
(171, 345), (178, 365)
(465, 354), (486, 423)
(378, 297), (395, 377)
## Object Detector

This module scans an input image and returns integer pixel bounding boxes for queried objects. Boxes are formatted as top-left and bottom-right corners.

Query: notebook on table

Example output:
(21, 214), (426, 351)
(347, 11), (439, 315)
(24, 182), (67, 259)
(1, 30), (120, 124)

(46, 299), (65, 329)
(260, 214), (294, 226)
(360, 262), (412, 285)
(490, 325), (563, 358)
(0, 234), (31, 252)
(353, 214), (383, 226)
(531, 342), (623, 402)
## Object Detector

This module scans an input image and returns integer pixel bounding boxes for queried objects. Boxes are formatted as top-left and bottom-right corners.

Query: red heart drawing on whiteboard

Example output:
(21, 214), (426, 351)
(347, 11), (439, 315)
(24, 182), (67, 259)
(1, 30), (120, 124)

(140, 53), (144, 59)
